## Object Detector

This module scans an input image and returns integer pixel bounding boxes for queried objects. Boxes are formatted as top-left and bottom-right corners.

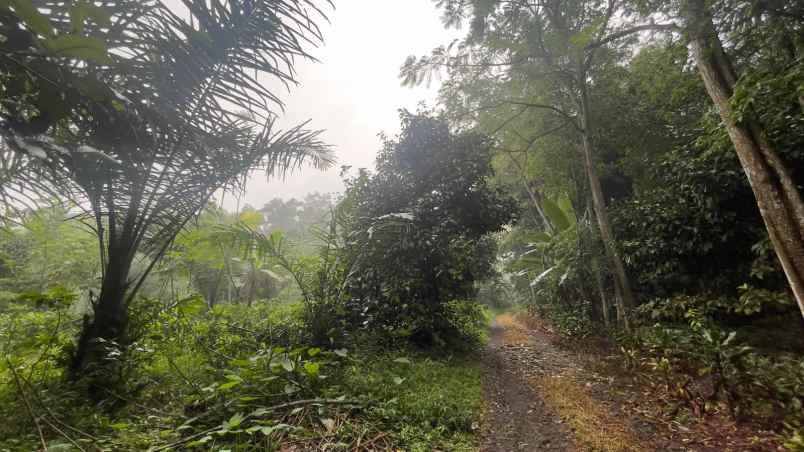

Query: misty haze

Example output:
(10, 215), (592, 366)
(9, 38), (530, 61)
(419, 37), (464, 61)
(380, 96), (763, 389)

(1, 1), (802, 451)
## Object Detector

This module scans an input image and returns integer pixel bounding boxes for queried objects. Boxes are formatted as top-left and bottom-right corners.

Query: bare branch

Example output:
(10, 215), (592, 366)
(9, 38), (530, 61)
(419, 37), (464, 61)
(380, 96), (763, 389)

(586, 23), (681, 50)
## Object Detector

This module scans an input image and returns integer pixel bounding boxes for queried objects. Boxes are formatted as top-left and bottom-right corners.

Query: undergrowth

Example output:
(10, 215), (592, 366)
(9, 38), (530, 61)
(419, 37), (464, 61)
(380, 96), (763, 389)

(0, 291), (485, 451)
(522, 295), (803, 449)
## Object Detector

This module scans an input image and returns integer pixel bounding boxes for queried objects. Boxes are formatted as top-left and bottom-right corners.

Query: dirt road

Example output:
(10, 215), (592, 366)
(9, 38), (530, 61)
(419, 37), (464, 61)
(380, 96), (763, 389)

(479, 312), (781, 452)
(480, 317), (577, 451)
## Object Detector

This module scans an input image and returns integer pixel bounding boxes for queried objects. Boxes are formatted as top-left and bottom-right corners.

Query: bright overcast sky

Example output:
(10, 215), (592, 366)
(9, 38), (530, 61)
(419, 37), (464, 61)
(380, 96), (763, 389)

(219, 1), (462, 211)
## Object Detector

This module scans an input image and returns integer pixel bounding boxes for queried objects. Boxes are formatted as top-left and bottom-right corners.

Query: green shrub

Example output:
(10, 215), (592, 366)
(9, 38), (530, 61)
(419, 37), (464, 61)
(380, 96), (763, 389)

(625, 299), (804, 433)
(0, 281), (485, 451)
(0, 290), (17, 309)
(441, 299), (489, 348)
(528, 300), (595, 338)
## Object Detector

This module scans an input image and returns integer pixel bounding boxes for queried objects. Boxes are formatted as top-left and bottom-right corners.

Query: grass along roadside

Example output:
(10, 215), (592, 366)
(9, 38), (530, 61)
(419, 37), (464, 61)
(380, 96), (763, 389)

(491, 311), (644, 451)
(339, 351), (483, 451)
(533, 375), (642, 452)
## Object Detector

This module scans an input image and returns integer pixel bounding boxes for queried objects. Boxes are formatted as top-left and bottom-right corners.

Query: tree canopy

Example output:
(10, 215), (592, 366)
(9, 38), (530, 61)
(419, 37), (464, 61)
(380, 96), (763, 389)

(339, 111), (517, 346)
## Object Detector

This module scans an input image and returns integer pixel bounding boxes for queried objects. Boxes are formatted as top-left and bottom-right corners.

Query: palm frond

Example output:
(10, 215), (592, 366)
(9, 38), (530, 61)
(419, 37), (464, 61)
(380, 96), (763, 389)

(1, 0), (335, 302)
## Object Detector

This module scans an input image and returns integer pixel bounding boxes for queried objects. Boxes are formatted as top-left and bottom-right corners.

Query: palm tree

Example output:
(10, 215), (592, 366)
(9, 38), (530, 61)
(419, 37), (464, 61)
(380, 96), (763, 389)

(0, 0), (335, 383)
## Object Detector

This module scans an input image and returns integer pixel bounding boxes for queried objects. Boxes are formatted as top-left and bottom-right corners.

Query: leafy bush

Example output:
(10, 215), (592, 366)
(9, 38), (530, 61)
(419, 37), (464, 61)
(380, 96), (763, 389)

(0, 281), (485, 451)
(0, 290), (15, 310)
(530, 300), (595, 338)
(610, 139), (792, 300)
(338, 112), (516, 347)
(0, 288), (77, 374)
(624, 298), (804, 432)
(506, 197), (608, 330)
(441, 299), (489, 349)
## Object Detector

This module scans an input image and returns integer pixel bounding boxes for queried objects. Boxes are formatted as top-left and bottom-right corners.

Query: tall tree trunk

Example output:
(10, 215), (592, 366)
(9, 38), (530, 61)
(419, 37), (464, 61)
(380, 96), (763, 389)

(579, 78), (636, 325)
(685, 0), (804, 318)
(207, 268), (224, 310)
(585, 195), (611, 327)
(71, 239), (134, 380)
(592, 255), (610, 327)
(613, 275), (625, 325)
(522, 180), (552, 233)
(246, 260), (256, 307)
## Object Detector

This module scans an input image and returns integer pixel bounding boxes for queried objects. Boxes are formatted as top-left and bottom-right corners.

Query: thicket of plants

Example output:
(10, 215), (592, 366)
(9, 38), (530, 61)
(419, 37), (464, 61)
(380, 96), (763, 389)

(2, 0), (804, 449)
(403, 0), (804, 446)
(0, 1), (510, 450)
(0, 111), (506, 450)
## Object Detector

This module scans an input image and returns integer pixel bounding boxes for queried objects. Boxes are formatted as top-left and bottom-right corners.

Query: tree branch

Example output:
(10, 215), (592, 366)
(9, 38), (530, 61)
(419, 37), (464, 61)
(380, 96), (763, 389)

(586, 23), (680, 51)
(454, 100), (580, 131)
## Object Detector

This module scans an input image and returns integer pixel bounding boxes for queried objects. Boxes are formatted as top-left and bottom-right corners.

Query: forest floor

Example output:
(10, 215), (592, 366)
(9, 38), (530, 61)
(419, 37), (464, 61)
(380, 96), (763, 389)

(479, 312), (783, 452)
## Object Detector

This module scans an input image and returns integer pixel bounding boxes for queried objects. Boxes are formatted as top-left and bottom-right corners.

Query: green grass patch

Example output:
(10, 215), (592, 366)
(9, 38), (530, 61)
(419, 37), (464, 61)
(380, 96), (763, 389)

(338, 350), (482, 451)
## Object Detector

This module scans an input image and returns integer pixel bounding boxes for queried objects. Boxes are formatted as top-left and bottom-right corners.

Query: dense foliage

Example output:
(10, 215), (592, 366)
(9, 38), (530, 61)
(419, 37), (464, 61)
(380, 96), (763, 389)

(408, 0), (804, 444)
(1, 0), (803, 449)
(1, 0), (334, 385)
(338, 112), (516, 347)
(0, 124), (496, 450)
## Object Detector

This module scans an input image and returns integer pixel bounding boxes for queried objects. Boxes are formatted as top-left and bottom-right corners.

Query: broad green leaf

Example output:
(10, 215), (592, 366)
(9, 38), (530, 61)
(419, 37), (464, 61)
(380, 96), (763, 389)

(251, 408), (269, 417)
(393, 357), (411, 364)
(187, 435), (212, 447)
(280, 357), (294, 372)
(43, 35), (110, 63)
(303, 361), (320, 376)
(531, 266), (555, 286)
(218, 380), (240, 390)
(260, 426), (276, 436)
(557, 195), (577, 226)
(223, 413), (244, 431)
(542, 198), (570, 231)
(392, 376), (405, 385)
